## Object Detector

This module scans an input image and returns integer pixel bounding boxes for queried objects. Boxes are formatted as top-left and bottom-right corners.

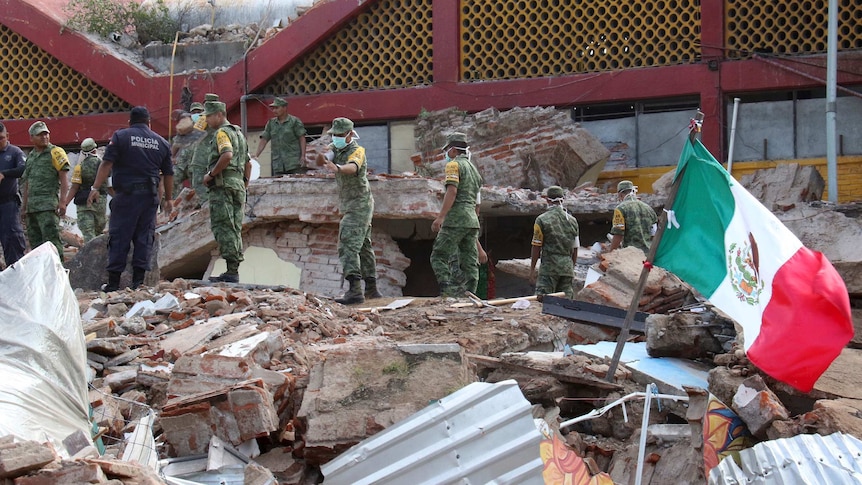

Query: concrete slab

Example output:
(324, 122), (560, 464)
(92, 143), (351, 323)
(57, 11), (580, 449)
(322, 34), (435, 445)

(571, 341), (710, 392)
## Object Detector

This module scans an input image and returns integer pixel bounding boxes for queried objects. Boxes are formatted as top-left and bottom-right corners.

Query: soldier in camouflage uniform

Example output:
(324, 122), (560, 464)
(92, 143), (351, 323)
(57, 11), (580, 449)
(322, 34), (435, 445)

(315, 117), (379, 305)
(22, 121), (70, 257)
(430, 132), (483, 297)
(253, 97), (307, 176)
(202, 100), (251, 283)
(64, 138), (111, 242)
(171, 112), (205, 196)
(188, 94), (222, 204)
(529, 186), (579, 299)
(609, 180), (657, 254)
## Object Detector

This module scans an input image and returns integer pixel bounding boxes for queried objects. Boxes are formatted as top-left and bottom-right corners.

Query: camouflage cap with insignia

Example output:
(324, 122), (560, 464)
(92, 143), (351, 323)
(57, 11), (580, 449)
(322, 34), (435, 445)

(441, 132), (468, 150)
(29, 121), (49, 136)
(189, 102), (204, 113)
(204, 101), (226, 116)
(617, 180), (635, 193)
(204, 93), (220, 102)
(81, 138), (97, 152)
(327, 117), (354, 135)
(269, 97), (288, 107)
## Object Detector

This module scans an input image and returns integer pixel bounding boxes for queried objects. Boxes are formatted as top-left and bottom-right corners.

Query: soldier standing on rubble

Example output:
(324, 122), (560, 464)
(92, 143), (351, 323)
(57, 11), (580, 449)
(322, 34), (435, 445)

(202, 100), (251, 283)
(63, 138), (112, 243)
(0, 122), (27, 267)
(608, 180), (657, 254)
(88, 106), (173, 291)
(21, 121), (70, 258)
(315, 117), (381, 304)
(253, 97), (307, 176)
(529, 186), (579, 299)
(188, 94), (222, 205)
(430, 132), (483, 298)
(171, 111), (204, 197)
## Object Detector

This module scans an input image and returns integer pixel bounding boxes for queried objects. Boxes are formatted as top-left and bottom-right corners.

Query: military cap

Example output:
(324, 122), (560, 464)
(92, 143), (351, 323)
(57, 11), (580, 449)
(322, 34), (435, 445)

(130, 106), (151, 124)
(269, 97), (288, 107)
(327, 117), (354, 135)
(545, 186), (565, 199)
(29, 121), (49, 136)
(203, 93), (220, 102)
(81, 138), (97, 152)
(204, 101), (226, 116)
(189, 102), (204, 113)
(441, 132), (468, 150)
(617, 180), (635, 193)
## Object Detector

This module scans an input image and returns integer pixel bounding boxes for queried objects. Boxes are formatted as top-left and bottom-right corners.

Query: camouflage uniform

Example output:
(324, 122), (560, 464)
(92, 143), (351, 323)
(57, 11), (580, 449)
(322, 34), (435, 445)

(260, 114), (306, 175)
(23, 143), (69, 256)
(611, 194), (657, 253)
(333, 141), (376, 279)
(430, 153), (482, 296)
(71, 154), (109, 242)
(207, 120), (248, 274)
(532, 205), (579, 298)
(171, 129), (205, 196)
(189, 123), (215, 204)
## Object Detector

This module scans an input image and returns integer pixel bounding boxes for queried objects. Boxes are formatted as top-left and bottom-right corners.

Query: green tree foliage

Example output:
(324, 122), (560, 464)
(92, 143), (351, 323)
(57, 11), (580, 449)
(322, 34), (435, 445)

(65, 0), (178, 45)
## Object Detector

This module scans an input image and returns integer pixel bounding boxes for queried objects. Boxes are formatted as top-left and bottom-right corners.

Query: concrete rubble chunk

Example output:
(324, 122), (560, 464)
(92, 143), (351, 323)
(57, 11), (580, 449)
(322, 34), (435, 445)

(645, 312), (724, 359)
(161, 379), (278, 456)
(578, 246), (696, 313)
(298, 337), (476, 465)
(739, 163), (824, 211)
(168, 354), (254, 397)
(413, 106), (610, 190)
(13, 460), (107, 484)
(0, 441), (56, 479)
(732, 374), (790, 438)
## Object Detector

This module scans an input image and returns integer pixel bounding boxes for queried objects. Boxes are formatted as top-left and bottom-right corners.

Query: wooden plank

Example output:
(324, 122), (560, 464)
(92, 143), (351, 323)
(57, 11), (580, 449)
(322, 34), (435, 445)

(450, 292), (565, 309)
(466, 354), (622, 391)
(541, 296), (648, 334)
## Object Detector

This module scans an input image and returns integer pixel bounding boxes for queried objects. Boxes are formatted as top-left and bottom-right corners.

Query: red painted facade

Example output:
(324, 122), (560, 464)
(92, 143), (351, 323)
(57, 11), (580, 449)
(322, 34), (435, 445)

(1, 0), (861, 162)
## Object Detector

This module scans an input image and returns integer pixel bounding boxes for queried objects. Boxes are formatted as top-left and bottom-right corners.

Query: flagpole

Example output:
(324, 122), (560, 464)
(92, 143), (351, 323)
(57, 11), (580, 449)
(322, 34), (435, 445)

(604, 111), (705, 382)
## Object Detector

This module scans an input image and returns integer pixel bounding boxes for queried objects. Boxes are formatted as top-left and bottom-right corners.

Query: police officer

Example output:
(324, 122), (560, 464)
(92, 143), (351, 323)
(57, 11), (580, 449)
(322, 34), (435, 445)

(253, 97), (307, 176)
(315, 117), (380, 304)
(0, 122), (27, 267)
(22, 121), (70, 258)
(529, 186), (580, 299)
(64, 138), (112, 243)
(89, 107), (173, 291)
(201, 100), (251, 283)
(608, 180), (657, 254)
(430, 132), (483, 298)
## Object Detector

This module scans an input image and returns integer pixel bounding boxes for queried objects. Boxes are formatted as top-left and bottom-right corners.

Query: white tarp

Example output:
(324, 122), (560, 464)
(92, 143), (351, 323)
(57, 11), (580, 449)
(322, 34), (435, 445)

(0, 243), (91, 454)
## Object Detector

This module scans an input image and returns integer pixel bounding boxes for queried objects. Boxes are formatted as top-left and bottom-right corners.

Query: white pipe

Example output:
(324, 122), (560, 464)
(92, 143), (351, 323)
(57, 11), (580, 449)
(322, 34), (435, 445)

(559, 390), (688, 429)
(634, 384), (652, 485)
(727, 97), (741, 176)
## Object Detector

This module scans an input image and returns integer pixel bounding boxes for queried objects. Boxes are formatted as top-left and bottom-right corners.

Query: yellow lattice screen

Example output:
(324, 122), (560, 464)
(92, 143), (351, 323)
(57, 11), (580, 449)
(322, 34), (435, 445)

(0, 25), (129, 119)
(266, 0), (434, 96)
(726, 0), (862, 57)
(459, 0), (702, 81)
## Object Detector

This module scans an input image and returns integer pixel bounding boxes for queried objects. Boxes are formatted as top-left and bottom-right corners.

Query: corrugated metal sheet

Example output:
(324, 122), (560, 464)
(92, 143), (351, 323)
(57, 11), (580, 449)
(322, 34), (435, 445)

(321, 379), (544, 485)
(709, 432), (862, 484)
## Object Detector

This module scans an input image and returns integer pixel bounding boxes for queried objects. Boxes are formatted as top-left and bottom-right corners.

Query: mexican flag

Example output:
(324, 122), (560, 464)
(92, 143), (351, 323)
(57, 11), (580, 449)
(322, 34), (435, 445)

(654, 140), (853, 392)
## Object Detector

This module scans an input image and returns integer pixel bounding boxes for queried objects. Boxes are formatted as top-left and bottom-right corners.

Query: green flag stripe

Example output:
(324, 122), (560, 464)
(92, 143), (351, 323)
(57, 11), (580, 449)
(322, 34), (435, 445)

(655, 141), (735, 298)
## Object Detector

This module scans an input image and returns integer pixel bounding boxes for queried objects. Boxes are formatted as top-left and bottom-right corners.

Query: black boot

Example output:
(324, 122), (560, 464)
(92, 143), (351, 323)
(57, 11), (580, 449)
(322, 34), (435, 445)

(210, 261), (240, 283)
(102, 271), (121, 292)
(131, 267), (146, 289)
(364, 277), (383, 299)
(335, 276), (365, 305)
